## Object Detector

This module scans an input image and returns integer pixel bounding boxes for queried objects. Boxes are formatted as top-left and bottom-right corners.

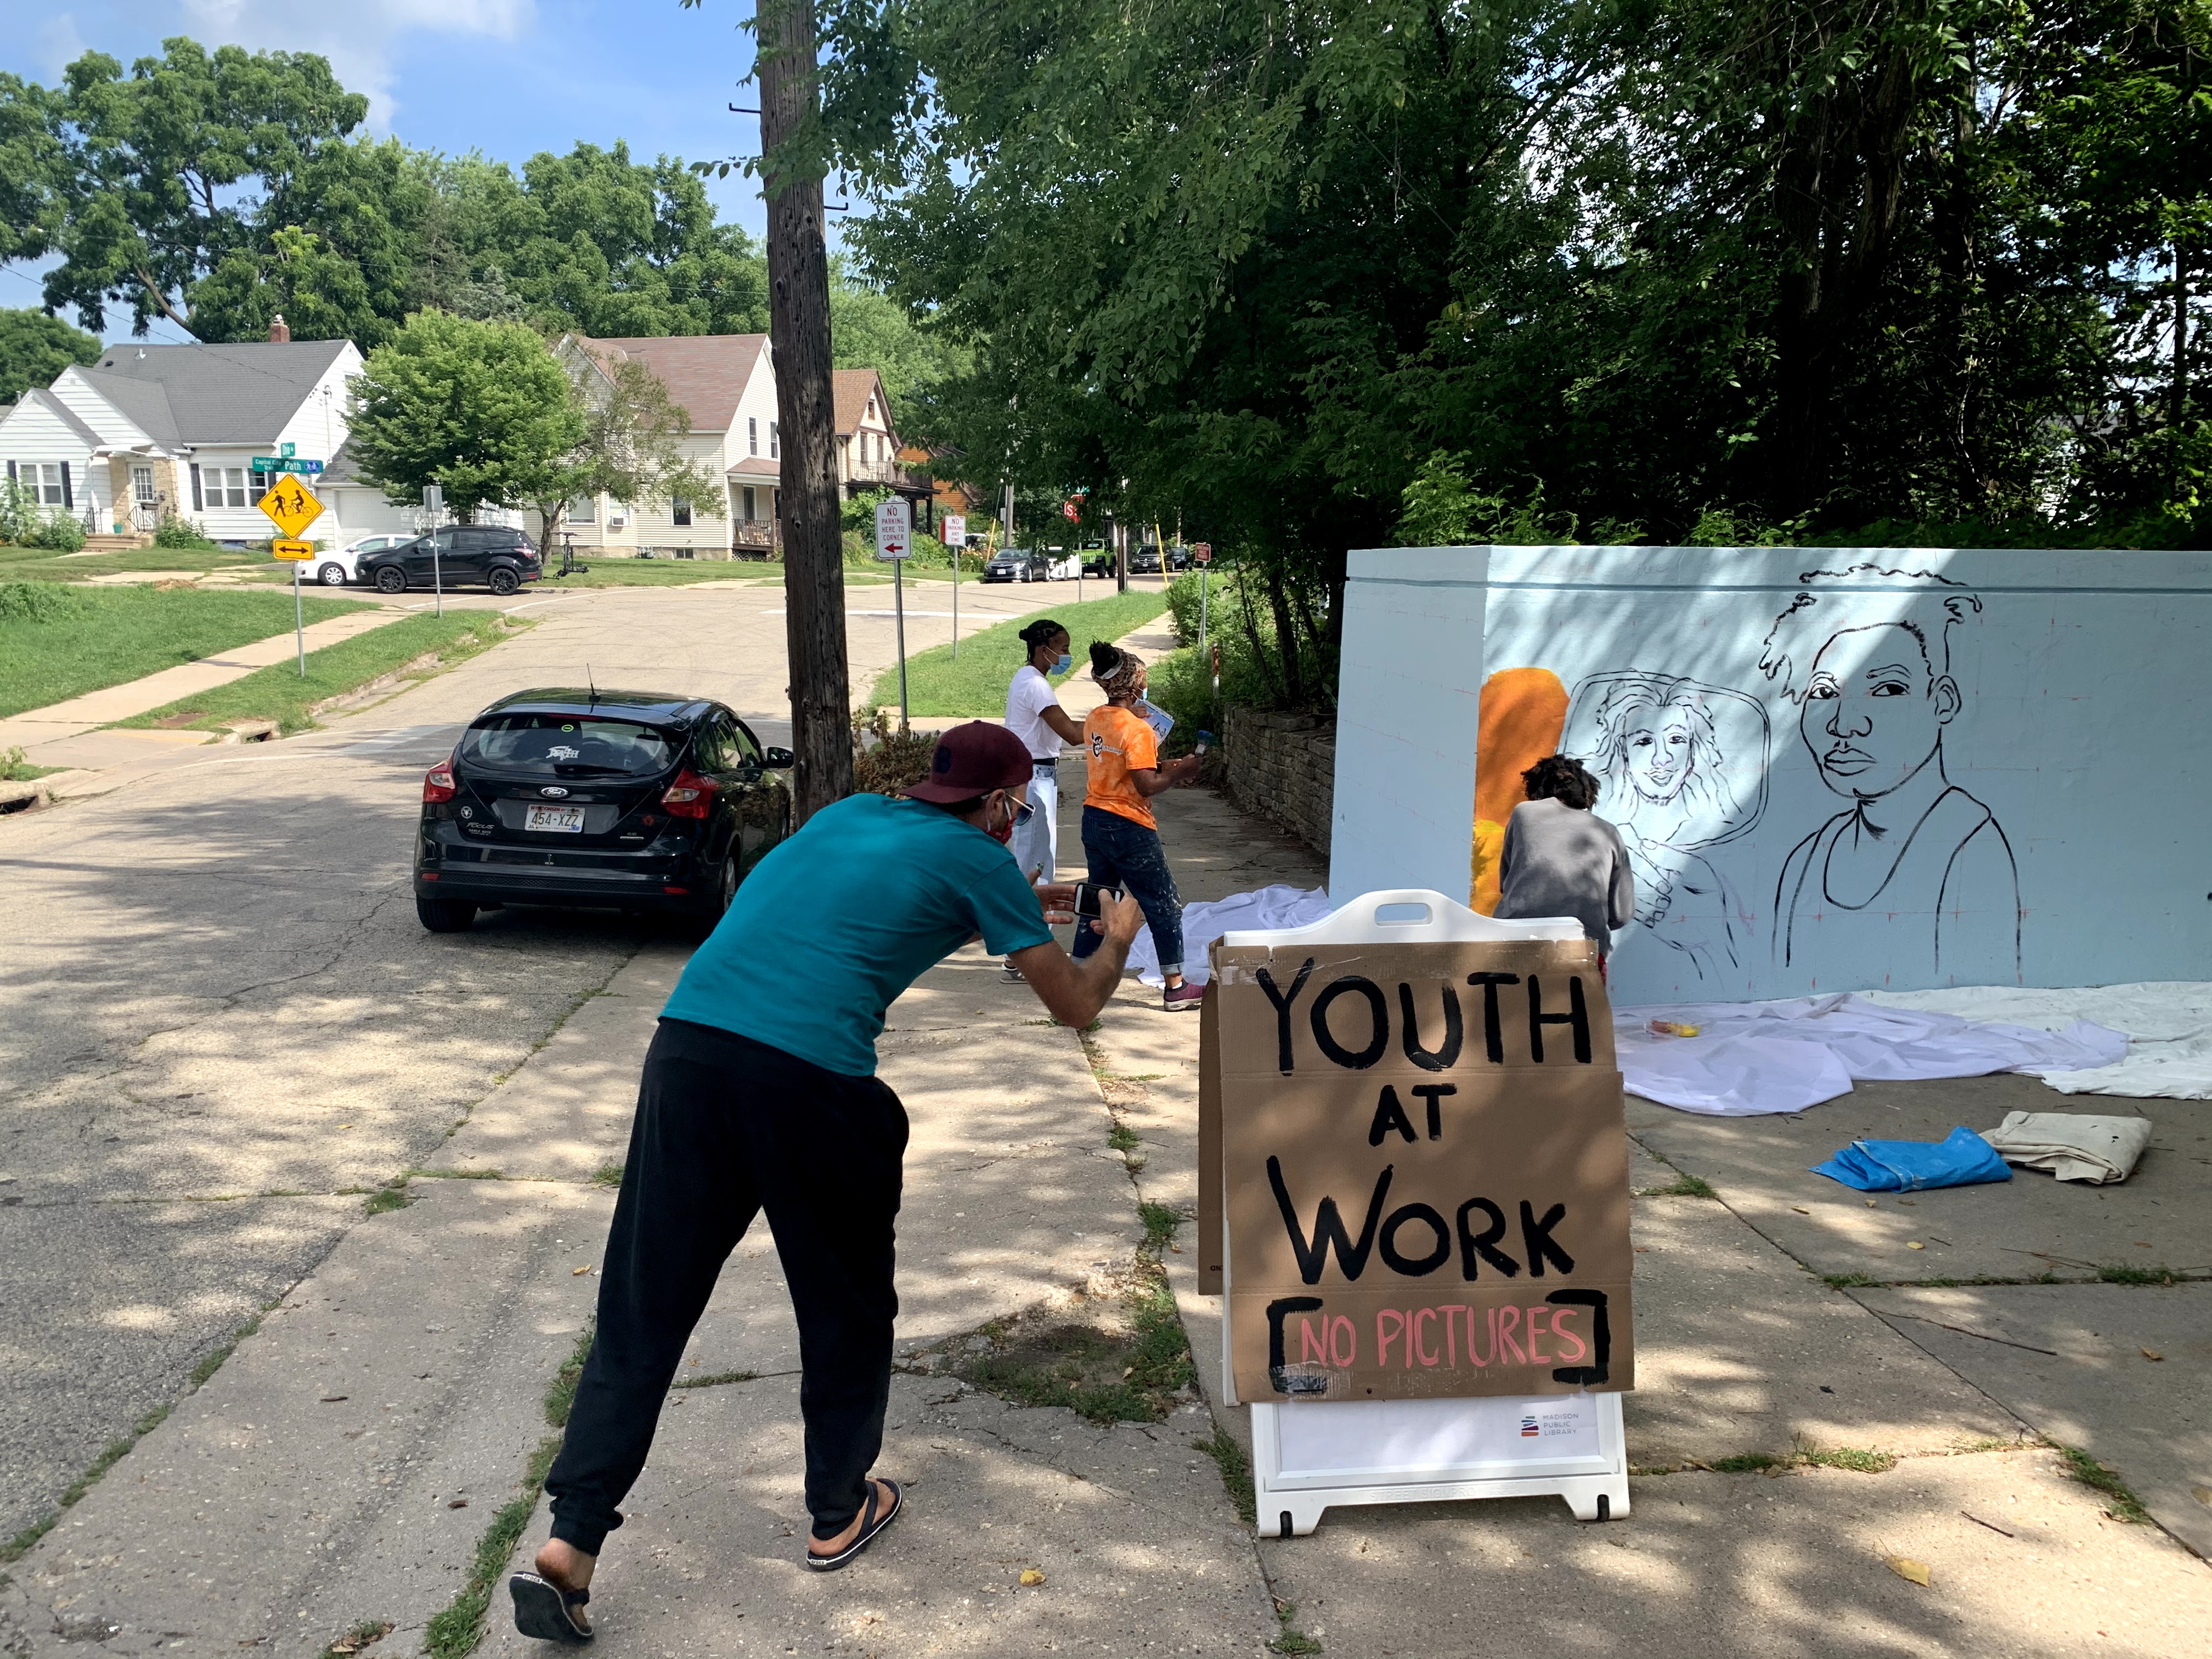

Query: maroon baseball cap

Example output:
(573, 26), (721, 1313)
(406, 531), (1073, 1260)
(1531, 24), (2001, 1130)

(904, 720), (1034, 803)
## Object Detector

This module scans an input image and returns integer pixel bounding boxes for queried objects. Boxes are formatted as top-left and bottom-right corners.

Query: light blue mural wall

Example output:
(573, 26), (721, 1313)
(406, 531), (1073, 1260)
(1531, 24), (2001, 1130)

(1331, 545), (2212, 1004)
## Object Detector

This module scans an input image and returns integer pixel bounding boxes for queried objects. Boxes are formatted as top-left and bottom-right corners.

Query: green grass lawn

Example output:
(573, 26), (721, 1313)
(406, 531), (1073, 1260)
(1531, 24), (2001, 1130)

(115, 609), (528, 735)
(0, 543), (282, 582)
(0, 583), (375, 719)
(866, 588), (1171, 715)
(539, 557), (781, 588)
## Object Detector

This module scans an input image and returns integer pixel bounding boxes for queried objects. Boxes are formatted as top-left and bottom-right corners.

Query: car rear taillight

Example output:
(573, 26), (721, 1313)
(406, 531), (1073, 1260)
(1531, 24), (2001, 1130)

(423, 757), (459, 803)
(660, 768), (716, 819)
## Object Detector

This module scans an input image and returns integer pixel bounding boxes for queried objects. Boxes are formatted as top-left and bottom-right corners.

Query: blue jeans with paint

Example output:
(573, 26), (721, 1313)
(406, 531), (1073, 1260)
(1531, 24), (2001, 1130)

(1071, 805), (1184, 974)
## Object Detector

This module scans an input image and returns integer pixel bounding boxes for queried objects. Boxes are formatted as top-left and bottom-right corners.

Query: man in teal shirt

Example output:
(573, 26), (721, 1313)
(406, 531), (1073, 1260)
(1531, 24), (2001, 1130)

(514, 723), (1143, 1639)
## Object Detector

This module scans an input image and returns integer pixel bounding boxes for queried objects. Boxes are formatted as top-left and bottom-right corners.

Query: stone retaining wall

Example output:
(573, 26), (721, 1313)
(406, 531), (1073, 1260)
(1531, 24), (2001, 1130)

(1224, 707), (1335, 861)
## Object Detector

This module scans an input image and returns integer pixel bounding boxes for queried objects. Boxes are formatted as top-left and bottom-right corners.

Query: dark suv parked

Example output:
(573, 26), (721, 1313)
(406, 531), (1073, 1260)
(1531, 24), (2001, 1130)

(413, 690), (793, 932)
(362, 526), (543, 596)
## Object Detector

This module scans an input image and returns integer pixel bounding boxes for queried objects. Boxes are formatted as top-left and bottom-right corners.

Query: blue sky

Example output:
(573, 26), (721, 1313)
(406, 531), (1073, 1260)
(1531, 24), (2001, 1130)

(2, 1), (782, 342)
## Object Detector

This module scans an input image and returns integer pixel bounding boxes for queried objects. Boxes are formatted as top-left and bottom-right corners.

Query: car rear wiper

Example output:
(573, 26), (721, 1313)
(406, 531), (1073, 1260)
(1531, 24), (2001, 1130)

(551, 763), (641, 776)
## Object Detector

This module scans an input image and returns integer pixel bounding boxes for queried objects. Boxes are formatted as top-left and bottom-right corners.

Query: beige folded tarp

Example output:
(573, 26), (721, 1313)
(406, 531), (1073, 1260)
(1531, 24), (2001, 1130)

(1981, 1111), (2153, 1184)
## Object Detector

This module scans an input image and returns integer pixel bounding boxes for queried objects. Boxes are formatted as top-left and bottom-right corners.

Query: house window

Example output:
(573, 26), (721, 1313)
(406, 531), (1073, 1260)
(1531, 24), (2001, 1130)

(672, 497), (692, 527)
(132, 466), (157, 507)
(608, 501), (628, 529)
(769, 422), (778, 459)
(221, 467), (249, 507)
(742, 486), (756, 521)
(24, 462), (66, 505)
(749, 417), (758, 457)
(568, 495), (596, 524)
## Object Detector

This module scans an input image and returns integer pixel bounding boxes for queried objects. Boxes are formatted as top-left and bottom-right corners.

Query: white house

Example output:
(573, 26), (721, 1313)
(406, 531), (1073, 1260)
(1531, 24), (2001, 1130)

(0, 324), (367, 547)
(832, 367), (933, 531)
(545, 333), (781, 559)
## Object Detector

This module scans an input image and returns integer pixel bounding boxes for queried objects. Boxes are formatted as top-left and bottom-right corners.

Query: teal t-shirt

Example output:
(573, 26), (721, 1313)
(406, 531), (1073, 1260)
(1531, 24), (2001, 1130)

(661, 792), (1054, 1076)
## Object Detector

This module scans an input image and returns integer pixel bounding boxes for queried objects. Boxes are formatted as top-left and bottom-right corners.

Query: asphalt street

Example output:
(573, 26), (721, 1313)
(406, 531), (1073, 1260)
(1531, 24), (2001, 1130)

(0, 573), (1109, 1544)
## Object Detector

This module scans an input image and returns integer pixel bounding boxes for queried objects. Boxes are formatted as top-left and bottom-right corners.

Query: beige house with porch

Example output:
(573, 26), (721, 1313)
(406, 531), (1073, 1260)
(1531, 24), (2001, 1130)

(544, 334), (782, 559)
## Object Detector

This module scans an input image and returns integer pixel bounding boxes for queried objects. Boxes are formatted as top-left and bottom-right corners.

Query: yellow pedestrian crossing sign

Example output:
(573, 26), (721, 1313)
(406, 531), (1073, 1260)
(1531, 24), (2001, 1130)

(257, 474), (325, 539)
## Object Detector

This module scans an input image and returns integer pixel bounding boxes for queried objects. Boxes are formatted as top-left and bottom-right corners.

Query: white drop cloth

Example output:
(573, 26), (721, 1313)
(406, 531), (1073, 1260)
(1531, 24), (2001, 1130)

(1615, 994), (2134, 1116)
(1982, 1111), (2154, 1184)
(1861, 982), (2212, 1102)
(1130, 884), (1334, 986)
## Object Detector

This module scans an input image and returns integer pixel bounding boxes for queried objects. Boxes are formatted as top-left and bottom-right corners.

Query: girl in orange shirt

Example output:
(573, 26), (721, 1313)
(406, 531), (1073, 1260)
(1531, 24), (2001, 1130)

(1071, 643), (1205, 1011)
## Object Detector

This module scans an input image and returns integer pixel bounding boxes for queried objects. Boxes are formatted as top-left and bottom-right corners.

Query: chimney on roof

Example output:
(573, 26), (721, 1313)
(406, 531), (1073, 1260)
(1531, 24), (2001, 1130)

(268, 314), (291, 343)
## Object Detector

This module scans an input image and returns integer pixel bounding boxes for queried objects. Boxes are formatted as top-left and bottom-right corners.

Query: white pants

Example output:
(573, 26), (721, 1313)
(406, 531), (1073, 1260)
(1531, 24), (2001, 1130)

(1009, 765), (1059, 885)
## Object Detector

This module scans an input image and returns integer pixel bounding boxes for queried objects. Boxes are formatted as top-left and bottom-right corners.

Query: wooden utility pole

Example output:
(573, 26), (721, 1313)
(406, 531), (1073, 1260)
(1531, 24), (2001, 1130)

(758, 0), (852, 820)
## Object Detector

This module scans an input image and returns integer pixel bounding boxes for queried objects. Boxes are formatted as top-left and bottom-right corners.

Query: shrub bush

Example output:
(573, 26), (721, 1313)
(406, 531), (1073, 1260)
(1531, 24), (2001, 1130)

(850, 707), (938, 795)
(153, 514), (218, 549)
(0, 483), (88, 551)
(0, 580), (94, 622)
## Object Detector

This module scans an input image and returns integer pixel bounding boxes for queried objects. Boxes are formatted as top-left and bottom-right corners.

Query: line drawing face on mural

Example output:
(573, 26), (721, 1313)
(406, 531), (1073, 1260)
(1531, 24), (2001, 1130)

(1561, 673), (1768, 981)
(1757, 565), (2021, 983)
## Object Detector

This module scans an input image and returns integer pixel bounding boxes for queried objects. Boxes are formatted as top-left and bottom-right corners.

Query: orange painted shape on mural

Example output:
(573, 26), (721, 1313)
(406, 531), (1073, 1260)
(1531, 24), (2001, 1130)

(1469, 667), (1569, 914)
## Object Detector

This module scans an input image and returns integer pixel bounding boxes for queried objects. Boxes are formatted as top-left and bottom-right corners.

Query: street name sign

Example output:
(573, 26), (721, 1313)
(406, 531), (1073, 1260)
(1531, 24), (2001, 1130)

(257, 475), (325, 539)
(252, 456), (324, 475)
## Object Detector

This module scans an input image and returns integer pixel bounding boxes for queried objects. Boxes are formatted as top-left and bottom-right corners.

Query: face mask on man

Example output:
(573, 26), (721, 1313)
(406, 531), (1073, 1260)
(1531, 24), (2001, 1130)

(1051, 653), (1073, 676)
(986, 791), (1018, 845)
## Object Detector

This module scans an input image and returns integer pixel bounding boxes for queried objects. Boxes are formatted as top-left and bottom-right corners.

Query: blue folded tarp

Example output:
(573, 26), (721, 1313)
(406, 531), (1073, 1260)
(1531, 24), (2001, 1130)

(1810, 1125), (2013, 1193)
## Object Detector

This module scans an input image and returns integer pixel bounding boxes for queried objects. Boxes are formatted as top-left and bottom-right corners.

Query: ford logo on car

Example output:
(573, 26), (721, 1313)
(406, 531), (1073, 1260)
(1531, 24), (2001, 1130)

(539, 786), (570, 798)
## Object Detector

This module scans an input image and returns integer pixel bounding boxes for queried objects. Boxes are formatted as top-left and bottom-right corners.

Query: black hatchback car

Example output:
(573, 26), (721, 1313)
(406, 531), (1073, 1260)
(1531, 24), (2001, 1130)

(362, 526), (543, 596)
(414, 690), (793, 932)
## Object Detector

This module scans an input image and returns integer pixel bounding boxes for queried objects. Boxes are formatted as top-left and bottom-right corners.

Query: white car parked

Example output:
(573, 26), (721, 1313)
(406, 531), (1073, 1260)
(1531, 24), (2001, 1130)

(315, 534), (414, 588)
(1046, 554), (1082, 580)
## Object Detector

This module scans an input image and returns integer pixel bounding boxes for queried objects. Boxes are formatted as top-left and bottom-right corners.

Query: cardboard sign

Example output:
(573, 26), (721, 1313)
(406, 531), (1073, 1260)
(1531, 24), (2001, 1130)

(1211, 935), (1632, 1404)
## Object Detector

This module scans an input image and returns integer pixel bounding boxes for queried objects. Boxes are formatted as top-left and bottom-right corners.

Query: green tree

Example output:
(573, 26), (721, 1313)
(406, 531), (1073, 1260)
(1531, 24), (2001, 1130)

(828, 257), (966, 405)
(528, 348), (725, 548)
(345, 311), (585, 519)
(0, 308), (101, 400)
(28, 38), (369, 338)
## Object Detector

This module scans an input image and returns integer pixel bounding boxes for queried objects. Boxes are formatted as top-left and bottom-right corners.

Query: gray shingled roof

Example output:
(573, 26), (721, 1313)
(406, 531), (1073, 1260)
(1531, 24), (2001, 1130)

(80, 340), (349, 446)
(319, 436), (366, 486)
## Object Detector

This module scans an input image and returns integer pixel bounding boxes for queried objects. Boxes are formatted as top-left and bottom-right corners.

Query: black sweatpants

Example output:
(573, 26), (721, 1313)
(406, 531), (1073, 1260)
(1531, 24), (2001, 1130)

(545, 1017), (909, 1553)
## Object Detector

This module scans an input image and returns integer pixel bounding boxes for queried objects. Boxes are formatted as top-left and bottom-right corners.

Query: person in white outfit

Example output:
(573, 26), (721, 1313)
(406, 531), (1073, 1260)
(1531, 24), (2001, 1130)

(1002, 618), (1084, 980)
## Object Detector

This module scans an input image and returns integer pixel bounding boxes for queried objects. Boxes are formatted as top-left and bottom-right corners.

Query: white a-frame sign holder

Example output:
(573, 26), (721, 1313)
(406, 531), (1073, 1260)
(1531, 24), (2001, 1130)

(1216, 889), (1632, 1538)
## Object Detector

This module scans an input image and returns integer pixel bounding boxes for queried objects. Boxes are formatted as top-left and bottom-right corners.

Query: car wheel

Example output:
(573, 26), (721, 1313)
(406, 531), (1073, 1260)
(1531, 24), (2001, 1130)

(416, 890), (476, 933)
(375, 566), (407, 594)
(687, 855), (738, 940)
(317, 561), (348, 587)
(488, 566), (520, 596)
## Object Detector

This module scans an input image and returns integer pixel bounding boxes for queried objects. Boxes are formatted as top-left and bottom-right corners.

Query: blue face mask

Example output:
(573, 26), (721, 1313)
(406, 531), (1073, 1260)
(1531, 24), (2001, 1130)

(1051, 653), (1073, 676)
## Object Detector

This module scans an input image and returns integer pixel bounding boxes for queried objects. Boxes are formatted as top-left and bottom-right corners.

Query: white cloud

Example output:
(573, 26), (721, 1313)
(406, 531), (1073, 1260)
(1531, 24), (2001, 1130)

(36, 15), (91, 78)
(43, 1), (536, 128)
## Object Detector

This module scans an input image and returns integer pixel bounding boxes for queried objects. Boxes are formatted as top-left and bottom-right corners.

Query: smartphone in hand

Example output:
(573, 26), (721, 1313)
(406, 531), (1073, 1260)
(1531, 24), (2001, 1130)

(1073, 881), (1124, 919)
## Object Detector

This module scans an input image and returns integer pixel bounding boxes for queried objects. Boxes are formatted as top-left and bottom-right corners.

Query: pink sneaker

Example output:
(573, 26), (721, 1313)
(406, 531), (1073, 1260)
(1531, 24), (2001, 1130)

(1162, 981), (1205, 1013)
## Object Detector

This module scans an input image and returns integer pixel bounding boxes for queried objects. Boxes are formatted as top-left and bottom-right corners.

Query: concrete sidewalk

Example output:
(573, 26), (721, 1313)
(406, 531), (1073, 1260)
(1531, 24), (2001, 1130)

(0, 606), (407, 766)
(7, 689), (2207, 1654)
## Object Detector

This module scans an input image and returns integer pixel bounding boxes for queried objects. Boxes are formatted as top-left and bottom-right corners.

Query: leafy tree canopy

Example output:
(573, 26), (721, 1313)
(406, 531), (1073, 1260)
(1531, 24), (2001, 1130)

(345, 311), (585, 518)
(836, 0), (2212, 710)
(0, 307), (100, 402)
(0, 34), (943, 374)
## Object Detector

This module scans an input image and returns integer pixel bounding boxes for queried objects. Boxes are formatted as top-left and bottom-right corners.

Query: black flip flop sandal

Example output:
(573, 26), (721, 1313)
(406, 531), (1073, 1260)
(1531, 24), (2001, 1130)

(804, 1478), (902, 1572)
(509, 1571), (593, 1643)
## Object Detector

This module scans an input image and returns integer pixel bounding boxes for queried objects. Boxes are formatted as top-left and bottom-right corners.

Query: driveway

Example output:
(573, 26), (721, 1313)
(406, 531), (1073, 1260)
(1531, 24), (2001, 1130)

(0, 578), (1074, 1543)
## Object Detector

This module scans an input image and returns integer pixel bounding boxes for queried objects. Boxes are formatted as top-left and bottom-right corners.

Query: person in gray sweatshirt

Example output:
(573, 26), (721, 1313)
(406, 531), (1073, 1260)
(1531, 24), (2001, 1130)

(1493, 755), (1637, 968)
